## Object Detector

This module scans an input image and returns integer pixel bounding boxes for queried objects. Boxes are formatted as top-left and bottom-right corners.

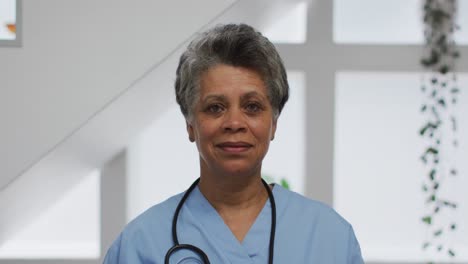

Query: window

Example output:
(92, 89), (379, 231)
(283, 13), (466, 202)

(262, 71), (306, 193)
(334, 0), (468, 44)
(334, 72), (468, 262)
(263, 1), (308, 44)
(0, 0), (20, 46)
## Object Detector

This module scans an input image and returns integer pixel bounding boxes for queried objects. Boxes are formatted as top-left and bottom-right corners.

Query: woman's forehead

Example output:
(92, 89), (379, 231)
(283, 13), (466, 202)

(199, 64), (267, 97)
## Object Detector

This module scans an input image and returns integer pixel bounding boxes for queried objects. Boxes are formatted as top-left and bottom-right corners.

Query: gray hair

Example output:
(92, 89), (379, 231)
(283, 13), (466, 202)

(175, 23), (289, 120)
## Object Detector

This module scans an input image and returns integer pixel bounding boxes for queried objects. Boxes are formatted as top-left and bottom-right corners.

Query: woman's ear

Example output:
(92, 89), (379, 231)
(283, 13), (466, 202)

(271, 118), (277, 141)
(186, 121), (195, 142)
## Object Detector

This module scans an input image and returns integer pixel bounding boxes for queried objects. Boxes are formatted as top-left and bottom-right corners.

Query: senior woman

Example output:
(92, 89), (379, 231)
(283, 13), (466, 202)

(104, 24), (364, 263)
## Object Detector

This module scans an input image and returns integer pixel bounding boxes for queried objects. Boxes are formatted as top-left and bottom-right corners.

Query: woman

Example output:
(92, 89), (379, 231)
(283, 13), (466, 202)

(104, 24), (364, 263)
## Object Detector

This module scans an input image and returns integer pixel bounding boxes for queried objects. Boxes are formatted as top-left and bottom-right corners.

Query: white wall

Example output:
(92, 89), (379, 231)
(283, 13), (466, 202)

(0, 0), (235, 189)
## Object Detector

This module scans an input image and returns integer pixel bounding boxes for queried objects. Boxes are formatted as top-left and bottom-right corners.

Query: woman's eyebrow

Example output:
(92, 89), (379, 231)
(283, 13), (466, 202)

(202, 94), (227, 102)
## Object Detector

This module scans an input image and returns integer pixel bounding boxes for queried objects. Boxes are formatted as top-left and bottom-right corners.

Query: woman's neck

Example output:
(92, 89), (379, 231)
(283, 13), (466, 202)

(198, 171), (269, 242)
(198, 172), (267, 209)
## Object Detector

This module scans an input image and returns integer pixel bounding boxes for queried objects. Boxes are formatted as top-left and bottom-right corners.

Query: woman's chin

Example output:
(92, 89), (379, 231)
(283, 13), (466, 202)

(215, 162), (261, 178)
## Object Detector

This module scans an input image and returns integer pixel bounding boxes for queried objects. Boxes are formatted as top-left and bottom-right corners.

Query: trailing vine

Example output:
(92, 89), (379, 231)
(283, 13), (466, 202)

(420, 0), (460, 260)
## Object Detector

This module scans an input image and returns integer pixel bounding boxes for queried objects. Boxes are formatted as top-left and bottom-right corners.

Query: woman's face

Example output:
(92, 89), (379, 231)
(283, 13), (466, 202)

(187, 64), (277, 178)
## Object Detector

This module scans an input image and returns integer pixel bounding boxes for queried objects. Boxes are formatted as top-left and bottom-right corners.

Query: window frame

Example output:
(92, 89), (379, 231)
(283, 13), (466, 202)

(274, 1), (468, 263)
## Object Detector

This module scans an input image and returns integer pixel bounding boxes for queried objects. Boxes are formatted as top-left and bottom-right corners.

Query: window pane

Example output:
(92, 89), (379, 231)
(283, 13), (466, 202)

(0, 0), (16, 40)
(334, 0), (468, 44)
(263, 2), (308, 44)
(334, 72), (468, 262)
(263, 71), (306, 193)
(127, 104), (199, 220)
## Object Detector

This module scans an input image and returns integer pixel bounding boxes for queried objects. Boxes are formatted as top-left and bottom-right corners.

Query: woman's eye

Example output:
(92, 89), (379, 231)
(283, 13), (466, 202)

(245, 103), (261, 113)
(206, 104), (224, 113)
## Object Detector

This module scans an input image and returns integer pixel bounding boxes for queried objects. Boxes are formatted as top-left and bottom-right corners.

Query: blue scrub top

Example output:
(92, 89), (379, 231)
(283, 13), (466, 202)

(104, 184), (364, 263)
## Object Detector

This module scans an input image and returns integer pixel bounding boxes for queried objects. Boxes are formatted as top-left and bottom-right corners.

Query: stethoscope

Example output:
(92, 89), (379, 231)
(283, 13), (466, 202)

(164, 178), (276, 264)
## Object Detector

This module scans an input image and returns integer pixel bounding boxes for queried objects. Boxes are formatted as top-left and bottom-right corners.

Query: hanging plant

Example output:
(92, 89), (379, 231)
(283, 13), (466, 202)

(262, 174), (291, 190)
(419, 0), (460, 260)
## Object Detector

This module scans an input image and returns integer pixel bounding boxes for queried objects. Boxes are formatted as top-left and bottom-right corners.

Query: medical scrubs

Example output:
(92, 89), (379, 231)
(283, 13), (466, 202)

(104, 184), (364, 263)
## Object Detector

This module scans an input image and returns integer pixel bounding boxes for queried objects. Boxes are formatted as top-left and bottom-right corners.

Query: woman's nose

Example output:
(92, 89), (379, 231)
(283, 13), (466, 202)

(221, 108), (247, 132)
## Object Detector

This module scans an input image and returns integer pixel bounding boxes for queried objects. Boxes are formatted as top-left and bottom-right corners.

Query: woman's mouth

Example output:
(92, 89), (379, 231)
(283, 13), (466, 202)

(216, 142), (253, 153)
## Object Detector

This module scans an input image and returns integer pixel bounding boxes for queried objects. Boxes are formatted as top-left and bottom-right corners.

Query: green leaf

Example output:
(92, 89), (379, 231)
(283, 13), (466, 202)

(421, 155), (427, 164)
(419, 122), (438, 136)
(442, 200), (457, 208)
(429, 169), (436, 180)
(422, 216), (432, 225)
(426, 147), (439, 155)
(437, 98), (446, 107)
(280, 178), (290, 190)
(436, 34), (447, 45)
(439, 65), (450, 74)
(420, 104), (427, 112)
(434, 229), (443, 236)
(450, 223), (456, 230)
(448, 249), (455, 257)
(422, 242), (431, 250)
(426, 194), (436, 203)
(451, 88), (460, 94)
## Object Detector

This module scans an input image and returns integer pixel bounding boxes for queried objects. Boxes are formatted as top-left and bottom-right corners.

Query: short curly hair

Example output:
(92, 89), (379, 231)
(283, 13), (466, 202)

(174, 23), (289, 120)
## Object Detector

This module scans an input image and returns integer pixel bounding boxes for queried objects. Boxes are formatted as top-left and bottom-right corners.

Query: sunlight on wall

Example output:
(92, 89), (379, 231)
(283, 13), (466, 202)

(0, 170), (100, 259)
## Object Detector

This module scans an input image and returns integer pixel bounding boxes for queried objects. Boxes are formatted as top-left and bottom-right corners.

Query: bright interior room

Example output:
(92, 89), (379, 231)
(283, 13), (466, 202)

(1, 0), (467, 263)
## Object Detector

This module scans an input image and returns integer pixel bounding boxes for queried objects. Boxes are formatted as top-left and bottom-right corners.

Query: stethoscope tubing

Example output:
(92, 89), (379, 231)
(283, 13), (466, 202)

(164, 178), (276, 264)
